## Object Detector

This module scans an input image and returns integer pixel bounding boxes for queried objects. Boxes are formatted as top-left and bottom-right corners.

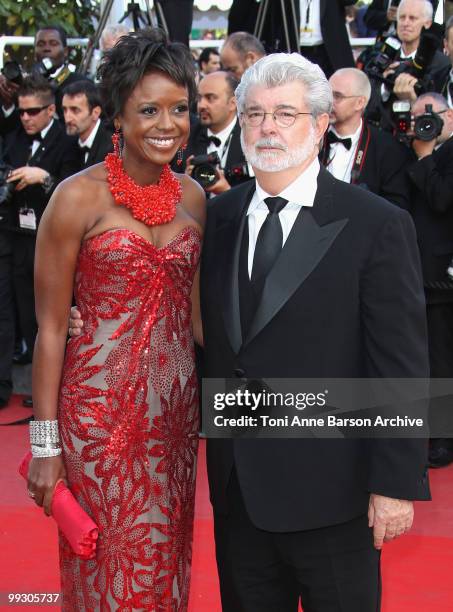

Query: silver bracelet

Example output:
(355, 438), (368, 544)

(31, 444), (62, 458)
(29, 419), (60, 446)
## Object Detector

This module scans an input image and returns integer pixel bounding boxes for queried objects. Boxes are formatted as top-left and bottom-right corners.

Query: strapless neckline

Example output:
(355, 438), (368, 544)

(82, 225), (201, 252)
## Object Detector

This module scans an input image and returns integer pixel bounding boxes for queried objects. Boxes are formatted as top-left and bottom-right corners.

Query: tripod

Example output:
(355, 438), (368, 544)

(254, 0), (300, 53)
(79, 0), (169, 75)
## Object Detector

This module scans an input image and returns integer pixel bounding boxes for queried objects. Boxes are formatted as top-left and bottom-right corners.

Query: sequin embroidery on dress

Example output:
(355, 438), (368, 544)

(58, 226), (201, 611)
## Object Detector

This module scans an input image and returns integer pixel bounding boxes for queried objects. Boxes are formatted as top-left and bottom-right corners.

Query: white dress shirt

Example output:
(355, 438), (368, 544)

(79, 119), (101, 163)
(30, 119), (54, 157)
(326, 120), (363, 183)
(246, 157), (320, 277)
(207, 116), (237, 166)
(299, 0), (323, 46)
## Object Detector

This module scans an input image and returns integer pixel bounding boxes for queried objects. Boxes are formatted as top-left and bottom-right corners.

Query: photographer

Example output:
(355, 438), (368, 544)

(381, 0), (448, 103)
(0, 77), (79, 405)
(406, 92), (453, 467)
(0, 25), (90, 132)
(320, 68), (411, 207)
(184, 71), (251, 195)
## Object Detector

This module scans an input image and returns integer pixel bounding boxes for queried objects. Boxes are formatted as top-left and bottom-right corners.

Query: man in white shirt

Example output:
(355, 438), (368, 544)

(321, 67), (411, 206)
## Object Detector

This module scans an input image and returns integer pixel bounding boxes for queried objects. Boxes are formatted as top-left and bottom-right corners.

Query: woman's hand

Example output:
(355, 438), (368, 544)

(27, 455), (67, 516)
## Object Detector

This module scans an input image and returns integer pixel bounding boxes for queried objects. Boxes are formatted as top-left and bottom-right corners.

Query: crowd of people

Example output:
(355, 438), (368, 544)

(0, 0), (452, 610)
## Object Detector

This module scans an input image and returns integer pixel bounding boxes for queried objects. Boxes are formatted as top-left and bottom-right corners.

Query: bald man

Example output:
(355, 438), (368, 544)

(320, 67), (411, 207)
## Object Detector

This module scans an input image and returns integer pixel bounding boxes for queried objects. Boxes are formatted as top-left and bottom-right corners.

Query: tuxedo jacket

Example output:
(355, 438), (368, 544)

(405, 137), (453, 297)
(2, 120), (80, 234)
(81, 122), (113, 169)
(320, 123), (411, 208)
(228, 0), (357, 69)
(201, 168), (430, 532)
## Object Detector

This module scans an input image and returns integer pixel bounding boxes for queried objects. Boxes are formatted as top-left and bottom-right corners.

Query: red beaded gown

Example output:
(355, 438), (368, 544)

(58, 225), (201, 611)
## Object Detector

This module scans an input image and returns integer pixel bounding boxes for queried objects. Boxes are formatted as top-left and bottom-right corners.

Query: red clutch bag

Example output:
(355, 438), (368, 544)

(19, 451), (99, 560)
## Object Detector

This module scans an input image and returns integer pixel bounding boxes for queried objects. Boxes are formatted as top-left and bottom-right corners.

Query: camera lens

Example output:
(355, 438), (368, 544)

(192, 163), (218, 189)
(1, 61), (23, 86)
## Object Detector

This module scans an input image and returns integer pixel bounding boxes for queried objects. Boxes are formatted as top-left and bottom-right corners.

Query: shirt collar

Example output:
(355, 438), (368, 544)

(400, 49), (416, 60)
(39, 118), (54, 141)
(79, 119), (101, 148)
(207, 116), (237, 145)
(248, 156), (320, 214)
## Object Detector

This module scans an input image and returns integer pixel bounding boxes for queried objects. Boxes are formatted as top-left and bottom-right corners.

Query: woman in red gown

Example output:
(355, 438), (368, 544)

(26, 29), (205, 610)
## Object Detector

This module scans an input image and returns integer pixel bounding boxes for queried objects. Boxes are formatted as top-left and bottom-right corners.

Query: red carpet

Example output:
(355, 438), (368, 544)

(1, 396), (452, 611)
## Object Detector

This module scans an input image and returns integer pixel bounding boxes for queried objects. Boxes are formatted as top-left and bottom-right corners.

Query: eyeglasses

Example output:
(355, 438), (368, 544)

(332, 92), (361, 102)
(241, 109), (312, 128)
(18, 105), (51, 117)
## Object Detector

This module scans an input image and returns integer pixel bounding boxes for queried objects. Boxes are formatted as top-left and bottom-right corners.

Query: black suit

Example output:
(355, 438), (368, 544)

(228, 0), (357, 75)
(80, 122), (113, 168)
(320, 123), (411, 207)
(201, 168), (430, 610)
(1, 120), (80, 357)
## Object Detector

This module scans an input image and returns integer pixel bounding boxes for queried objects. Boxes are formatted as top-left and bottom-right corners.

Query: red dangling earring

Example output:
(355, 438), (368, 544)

(112, 128), (124, 158)
(176, 143), (187, 166)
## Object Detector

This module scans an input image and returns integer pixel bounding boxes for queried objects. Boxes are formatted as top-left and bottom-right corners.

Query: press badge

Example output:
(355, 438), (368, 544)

(19, 208), (37, 230)
(300, 27), (314, 45)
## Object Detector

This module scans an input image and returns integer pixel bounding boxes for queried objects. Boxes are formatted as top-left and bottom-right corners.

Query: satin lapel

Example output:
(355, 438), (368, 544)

(219, 183), (256, 354)
(225, 121), (245, 167)
(320, 0), (326, 18)
(243, 169), (348, 347)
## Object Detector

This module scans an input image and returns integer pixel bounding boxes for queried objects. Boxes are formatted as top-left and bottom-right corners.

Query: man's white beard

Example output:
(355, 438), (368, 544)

(241, 125), (317, 172)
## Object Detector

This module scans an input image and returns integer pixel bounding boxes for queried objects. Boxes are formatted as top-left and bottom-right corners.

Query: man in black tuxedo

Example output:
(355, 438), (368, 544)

(432, 16), (453, 102)
(2, 77), (79, 374)
(0, 24), (90, 133)
(320, 67), (411, 207)
(184, 71), (251, 195)
(201, 53), (430, 611)
(227, 0), (358, 77)
(62, 81), (113, 168)
(406, 92), (453, 467)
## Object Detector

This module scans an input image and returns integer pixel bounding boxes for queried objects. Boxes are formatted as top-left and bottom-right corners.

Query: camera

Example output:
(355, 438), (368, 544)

(191, 152), (221, 188)
(1, 57), (55, 88)
(0, 163), (15, 204)
(392, 100), (412, 142)
(225, 163), (251, 182)
(1, 61), (23, 86)
(414, 104), (444, 141)
(362, 35), (401, 78)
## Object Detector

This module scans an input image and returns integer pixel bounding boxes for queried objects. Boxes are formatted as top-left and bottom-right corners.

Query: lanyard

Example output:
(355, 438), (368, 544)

(303, 0), (314, 29)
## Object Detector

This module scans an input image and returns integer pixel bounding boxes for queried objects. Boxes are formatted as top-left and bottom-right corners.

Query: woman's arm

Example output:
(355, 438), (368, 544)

(28, 176), (93, 515)
(180, 174), (206, 348)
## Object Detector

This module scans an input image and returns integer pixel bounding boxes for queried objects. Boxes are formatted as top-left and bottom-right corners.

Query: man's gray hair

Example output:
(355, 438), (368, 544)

(414, 91), (448, 110)
(397, 0), (433, 22)
(235, 53), (332, 117)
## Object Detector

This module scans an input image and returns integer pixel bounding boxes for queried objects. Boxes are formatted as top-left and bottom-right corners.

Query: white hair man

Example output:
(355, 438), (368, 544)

(383, 0), (449, 104)
(321, 67), (411, 206)
(200, 52), (430, 612)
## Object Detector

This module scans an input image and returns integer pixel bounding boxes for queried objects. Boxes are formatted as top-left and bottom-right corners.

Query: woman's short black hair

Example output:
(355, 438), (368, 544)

(97, 28), (196, 120)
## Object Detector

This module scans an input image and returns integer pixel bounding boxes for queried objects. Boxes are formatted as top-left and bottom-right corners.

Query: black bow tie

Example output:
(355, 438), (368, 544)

(28, 132), (42, 144)
(200, 133), (221, 148)
(326, 131), (352, 150)
(79, 145), (90, 154)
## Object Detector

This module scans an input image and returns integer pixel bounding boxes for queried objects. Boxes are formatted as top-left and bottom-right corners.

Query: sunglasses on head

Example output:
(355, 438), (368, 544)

(18, 104), (50, 117)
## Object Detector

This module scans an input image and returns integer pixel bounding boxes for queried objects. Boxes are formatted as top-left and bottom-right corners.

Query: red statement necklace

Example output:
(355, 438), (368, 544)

(105, 152), (181, 227)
